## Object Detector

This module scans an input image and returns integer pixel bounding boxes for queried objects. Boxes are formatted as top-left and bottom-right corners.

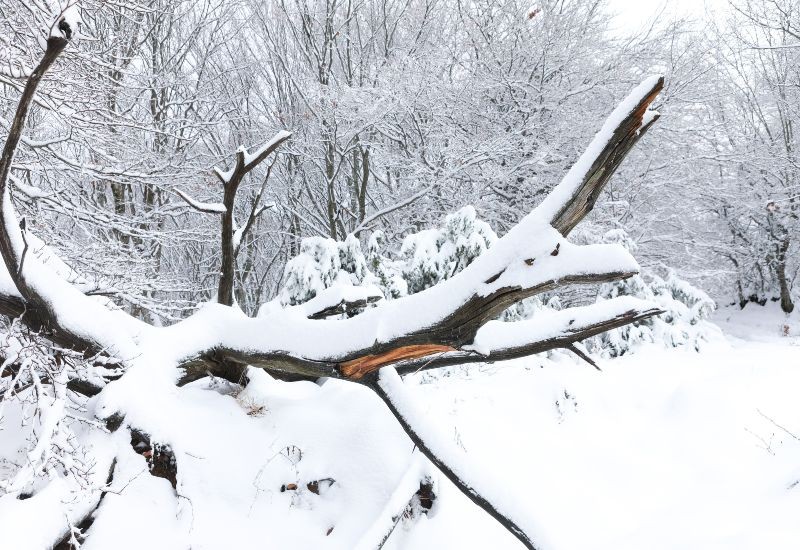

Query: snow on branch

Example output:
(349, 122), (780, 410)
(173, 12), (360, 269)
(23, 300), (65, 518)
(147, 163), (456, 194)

(173, 188), (227, 214)
(368, 367), (549, 550)
(212, 130), (292, 185)
(392, 297), (663, 374)
(534, 75), (663, 236)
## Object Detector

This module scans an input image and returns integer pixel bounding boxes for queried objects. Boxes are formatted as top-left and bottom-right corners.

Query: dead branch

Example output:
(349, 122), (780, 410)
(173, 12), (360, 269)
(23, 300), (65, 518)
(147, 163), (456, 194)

(367, 367), (542, 550)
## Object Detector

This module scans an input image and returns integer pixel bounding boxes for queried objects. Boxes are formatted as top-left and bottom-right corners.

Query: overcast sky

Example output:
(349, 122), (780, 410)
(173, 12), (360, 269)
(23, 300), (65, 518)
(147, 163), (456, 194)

(605, 0), (725, 35)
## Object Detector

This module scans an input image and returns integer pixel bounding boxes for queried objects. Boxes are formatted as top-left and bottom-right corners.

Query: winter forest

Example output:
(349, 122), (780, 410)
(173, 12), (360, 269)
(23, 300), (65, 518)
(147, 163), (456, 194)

(0, 0), (798, 548)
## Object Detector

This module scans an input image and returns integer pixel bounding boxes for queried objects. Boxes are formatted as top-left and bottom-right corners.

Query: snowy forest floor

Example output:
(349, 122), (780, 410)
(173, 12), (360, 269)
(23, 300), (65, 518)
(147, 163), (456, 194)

(4, 304), (800, 550)
(395, 302), (800, 550)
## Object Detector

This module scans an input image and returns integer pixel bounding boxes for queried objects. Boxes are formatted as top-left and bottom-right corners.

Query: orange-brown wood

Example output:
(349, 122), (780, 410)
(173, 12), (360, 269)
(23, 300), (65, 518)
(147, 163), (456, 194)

(340, 344), (456, 380)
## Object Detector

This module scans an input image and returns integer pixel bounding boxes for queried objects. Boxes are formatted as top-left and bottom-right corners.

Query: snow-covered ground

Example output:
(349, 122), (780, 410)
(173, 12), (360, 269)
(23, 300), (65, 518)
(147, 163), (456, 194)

(2, 303), (799, 549)
(398, 303), (800, 550)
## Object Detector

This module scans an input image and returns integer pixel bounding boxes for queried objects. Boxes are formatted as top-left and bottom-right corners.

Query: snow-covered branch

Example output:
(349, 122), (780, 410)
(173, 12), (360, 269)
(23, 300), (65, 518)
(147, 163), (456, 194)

(212, 130), (292, 185)
(368, 367), (548, 550)
(393, 297), (663, 374)
(173, 188), (226, 214)
(538, 76), (663, 236)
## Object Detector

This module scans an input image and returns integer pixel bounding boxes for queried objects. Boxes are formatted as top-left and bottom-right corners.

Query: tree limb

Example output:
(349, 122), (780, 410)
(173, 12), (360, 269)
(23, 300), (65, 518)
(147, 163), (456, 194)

(366, 367), (545, 550)
(217, 131), (291, 306)
(392, 298), (663, 375)
(541, 76), (664, 236)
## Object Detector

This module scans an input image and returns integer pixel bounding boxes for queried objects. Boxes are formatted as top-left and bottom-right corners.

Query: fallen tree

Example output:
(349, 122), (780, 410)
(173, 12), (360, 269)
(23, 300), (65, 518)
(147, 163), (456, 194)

(0, 10), (664, 550)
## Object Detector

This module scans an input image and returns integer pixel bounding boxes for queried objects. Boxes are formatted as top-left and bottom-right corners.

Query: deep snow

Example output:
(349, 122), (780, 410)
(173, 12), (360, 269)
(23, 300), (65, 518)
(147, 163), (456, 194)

(1, 302), (798, 549)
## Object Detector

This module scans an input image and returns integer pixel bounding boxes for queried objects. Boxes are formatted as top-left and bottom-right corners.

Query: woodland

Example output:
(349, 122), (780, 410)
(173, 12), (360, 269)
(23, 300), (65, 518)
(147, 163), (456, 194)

(0, 1), (798, 549)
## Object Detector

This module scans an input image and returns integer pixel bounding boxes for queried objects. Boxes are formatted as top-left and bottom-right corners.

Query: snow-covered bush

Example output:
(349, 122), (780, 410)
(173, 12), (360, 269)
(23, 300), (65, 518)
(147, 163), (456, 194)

(366, 230), (407, 300)
(280, 237), (341, 305)
(401, 206), (497, 294)
(588, 230), (719, 357)
(280, 235), (374, 306)
(338, 234), (370, 285)
(592, 271), (718, 357)
(279, 206), (497, 306)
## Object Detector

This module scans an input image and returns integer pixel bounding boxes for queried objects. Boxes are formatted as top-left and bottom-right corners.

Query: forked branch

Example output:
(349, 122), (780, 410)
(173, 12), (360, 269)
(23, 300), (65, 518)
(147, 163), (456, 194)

(217, 131), (291, 306)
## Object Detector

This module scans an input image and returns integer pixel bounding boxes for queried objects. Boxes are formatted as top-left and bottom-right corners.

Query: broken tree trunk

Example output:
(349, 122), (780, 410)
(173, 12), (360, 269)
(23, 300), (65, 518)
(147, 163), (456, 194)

(0, 16), (664, 549)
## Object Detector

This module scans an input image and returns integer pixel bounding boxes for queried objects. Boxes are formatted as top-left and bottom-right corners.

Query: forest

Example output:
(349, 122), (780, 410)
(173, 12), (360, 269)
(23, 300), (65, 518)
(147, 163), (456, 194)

(0, 1), (798, 549)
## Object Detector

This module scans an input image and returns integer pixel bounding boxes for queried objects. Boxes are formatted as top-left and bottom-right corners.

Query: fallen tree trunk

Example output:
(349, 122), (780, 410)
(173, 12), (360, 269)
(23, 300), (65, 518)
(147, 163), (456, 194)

(0, 16), (665, 548)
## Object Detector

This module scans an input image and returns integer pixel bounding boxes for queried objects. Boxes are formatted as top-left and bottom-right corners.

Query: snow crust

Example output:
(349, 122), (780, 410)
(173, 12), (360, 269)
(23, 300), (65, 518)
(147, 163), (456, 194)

(0, 427), (116, 549)
(87, 372), (419, 549)
(3, 306), (799, 549)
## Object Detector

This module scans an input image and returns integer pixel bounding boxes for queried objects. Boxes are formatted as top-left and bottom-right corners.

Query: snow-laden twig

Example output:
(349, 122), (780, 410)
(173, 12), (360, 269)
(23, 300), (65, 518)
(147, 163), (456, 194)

(173, 189), (226, 214)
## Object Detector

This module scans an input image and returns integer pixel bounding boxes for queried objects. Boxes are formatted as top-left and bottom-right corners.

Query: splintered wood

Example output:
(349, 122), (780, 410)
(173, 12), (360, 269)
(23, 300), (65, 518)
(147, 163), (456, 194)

(340, 344), (456, 379)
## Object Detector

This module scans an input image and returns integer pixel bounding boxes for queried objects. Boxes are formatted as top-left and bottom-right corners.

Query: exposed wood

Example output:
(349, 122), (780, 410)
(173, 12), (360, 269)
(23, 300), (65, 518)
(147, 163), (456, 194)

(340, 344), (456, 380)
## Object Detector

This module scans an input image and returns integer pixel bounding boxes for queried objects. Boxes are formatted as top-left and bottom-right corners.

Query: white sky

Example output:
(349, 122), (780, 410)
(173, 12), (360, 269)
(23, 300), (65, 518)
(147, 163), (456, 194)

(605, 0), (726, 35)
